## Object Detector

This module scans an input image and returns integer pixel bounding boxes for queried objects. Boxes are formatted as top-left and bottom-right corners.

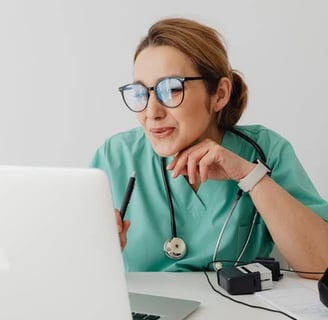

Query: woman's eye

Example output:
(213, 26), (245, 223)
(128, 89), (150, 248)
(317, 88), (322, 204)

(134, 92), (146, 99)
(170, 87), (183, 94)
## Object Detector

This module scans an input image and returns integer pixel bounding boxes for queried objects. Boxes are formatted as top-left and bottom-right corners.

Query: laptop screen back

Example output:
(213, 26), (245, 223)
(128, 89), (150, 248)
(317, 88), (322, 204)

(0, 165), (132, 320)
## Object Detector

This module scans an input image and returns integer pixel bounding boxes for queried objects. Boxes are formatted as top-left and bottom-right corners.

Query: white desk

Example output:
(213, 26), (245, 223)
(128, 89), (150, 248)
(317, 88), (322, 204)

(126, 271), (324, 319)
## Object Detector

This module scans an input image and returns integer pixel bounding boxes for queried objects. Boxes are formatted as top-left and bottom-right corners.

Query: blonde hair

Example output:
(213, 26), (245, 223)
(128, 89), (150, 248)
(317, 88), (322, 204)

(134, 17), (248, 129)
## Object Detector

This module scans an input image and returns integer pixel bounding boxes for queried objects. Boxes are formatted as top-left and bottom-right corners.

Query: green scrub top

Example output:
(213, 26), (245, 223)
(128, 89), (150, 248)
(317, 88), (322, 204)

(90, 125), (328, 271)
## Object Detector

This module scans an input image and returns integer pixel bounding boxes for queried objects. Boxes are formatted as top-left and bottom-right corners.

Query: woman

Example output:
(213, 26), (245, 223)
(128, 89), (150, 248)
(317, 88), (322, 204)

(91, 17), (328, 279)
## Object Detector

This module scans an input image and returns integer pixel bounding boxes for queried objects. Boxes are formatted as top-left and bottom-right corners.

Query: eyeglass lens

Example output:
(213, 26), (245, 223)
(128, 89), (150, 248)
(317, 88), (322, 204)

(120, 77), (184, 112)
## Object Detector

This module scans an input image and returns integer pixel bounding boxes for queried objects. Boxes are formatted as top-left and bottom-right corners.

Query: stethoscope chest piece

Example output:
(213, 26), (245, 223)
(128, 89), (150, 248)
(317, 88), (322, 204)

(164, 237), (187, 259)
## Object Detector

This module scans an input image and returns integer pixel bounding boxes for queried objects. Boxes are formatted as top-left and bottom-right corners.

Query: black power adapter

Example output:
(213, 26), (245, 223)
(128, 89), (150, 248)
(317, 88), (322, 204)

(217, 257), (283, 295)
(217, 262), (273, 295)
(252, 257), (283, 281)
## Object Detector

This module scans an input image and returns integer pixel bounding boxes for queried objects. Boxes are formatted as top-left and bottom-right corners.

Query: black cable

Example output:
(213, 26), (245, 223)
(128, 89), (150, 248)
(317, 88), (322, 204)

(160, 157), (177, 237)
(202, 269), (298, 320)
(206, 260), (248, 270)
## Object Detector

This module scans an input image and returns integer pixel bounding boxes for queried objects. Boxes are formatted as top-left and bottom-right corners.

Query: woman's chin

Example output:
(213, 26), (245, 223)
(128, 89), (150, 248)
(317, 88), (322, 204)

(153, 146), (176, 158)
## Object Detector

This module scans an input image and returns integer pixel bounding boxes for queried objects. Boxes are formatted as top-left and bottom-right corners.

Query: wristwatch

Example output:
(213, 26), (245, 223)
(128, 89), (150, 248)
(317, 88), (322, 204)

(238, 159), (271, 192)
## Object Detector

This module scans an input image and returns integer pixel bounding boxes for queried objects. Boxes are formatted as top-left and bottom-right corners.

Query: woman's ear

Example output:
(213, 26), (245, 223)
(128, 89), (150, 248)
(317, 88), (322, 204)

(212, 77), (232, 112)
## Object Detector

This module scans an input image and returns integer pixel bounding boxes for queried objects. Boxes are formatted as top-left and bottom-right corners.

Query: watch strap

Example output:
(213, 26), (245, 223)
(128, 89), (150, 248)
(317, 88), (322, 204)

(238, 159), (271, 192)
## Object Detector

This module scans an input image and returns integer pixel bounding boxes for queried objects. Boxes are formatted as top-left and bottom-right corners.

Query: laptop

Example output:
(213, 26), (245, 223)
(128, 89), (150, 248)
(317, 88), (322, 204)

(0, 165), (200, 320)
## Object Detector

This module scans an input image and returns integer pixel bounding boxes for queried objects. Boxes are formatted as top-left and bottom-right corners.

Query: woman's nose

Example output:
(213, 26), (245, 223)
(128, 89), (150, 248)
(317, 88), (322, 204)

(145, 91), (166, 119)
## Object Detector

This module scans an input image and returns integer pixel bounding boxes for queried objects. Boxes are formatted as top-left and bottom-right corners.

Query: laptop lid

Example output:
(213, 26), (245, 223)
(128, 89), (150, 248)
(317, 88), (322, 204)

(0, 165), (200, 320)
(0, 165), (132, 320)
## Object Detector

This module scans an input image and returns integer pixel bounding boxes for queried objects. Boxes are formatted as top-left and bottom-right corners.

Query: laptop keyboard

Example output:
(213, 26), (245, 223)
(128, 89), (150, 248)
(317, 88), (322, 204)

(132, 312), (161, 319)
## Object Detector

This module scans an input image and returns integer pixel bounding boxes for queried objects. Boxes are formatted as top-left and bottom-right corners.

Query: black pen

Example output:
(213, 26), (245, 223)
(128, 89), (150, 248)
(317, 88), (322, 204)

(120, 171), (136, 220)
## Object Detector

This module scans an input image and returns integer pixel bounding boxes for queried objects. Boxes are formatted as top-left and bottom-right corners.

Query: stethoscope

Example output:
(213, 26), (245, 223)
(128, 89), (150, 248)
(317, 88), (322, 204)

(160, 127), (269, 265)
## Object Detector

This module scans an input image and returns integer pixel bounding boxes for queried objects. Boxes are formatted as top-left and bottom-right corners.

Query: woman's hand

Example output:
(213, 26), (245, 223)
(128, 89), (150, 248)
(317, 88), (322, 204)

(167, 138), (255, 184)
(115, 209), (131, 250)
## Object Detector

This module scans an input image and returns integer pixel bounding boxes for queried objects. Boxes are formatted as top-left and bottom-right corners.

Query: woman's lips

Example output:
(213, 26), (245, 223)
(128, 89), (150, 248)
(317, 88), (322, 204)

(150, 127), (175, 138)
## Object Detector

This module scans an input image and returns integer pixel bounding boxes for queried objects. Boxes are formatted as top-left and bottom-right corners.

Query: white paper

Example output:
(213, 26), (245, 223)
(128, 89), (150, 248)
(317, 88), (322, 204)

(255, 277), (328, 320)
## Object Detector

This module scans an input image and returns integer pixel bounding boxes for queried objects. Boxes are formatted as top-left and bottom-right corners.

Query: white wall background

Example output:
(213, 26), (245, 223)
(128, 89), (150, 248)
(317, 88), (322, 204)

(1, 0), (327, 198)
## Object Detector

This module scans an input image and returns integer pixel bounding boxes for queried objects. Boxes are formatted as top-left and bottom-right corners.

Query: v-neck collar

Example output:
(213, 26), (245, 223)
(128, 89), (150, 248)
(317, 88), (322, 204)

(158, 130), (242, 215)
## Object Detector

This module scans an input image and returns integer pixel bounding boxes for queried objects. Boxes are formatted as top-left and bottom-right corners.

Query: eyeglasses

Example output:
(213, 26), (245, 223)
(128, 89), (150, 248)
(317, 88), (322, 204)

(118, 76), (205, 112)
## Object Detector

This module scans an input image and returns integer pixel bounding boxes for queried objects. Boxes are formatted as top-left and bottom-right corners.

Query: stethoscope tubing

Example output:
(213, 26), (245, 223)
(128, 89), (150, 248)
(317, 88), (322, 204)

(160, 127), (269, 264)
(160, 157), (177, 238)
